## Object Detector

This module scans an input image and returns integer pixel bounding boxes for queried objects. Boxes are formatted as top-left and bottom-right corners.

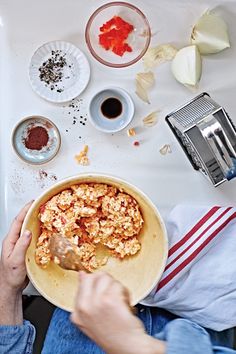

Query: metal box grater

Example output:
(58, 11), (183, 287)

(166, 92), (236, 187)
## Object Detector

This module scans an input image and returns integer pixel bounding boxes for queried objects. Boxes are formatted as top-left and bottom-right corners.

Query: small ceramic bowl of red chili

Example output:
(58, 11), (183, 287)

(85, 2), (151, 68)
(12, 116), (61, 165)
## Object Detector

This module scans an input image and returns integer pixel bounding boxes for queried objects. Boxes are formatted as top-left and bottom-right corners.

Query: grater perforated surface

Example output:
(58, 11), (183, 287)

(171, 96), (216, 128)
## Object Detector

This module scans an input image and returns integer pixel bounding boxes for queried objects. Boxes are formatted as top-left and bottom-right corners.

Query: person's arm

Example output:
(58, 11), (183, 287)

(71, 271), (166, 354)
(0, 203), (36, 353)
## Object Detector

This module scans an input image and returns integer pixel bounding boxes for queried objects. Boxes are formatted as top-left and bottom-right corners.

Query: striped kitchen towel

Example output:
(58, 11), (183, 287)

(142, 205), (236, 331)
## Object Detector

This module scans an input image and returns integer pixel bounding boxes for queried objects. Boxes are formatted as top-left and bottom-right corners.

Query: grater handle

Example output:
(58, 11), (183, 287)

(197, 115), (236, 180)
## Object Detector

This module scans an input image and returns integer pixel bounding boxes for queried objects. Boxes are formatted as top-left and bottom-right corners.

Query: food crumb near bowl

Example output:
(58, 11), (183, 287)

(133, 141), (140, 147)
(35, 183), (144, 272)
(127, 128), (136, 137)
(75, 145), (90, 166)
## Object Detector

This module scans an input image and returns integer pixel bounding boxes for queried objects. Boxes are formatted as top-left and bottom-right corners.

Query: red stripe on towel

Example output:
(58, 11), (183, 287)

(168, 206), (220, 257)
(165, 207), (232, 271)
(156, 211), (235, 292)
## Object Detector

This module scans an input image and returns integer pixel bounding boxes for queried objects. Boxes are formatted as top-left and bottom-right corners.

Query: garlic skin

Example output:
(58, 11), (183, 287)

(143, 44), (177, 69)
(135, 71), (155, 104)
(143, 111), (159, 127)
(171, 45), (202, 86)
(191, 11), (230, 54)
(136, 71), (155, 90)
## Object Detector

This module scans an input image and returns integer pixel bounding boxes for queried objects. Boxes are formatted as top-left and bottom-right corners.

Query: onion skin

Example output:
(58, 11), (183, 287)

(191, 12), (230, 54)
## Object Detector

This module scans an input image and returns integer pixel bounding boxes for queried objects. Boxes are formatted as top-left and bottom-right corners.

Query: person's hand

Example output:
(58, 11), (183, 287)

(71, 272), (166, 354)
(0, 202), (33, 325)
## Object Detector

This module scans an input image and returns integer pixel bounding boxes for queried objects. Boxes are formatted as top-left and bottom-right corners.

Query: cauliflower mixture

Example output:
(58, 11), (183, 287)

(35, 183), (144, 271)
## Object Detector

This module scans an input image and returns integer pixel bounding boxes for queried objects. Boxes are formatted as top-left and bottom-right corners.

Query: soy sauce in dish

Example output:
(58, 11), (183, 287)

(101, 97), (122, 119)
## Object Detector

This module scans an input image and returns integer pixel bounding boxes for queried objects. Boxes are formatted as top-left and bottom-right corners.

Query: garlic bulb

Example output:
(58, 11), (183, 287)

(191, 11), (230, 54)
(171, 45), (202, 86)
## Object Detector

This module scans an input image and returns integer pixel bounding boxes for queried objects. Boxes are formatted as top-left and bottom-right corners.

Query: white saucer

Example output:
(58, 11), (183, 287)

(29, 41), (90, 103)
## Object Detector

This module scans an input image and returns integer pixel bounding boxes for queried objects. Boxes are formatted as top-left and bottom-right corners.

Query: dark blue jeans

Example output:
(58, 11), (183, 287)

(42, 305), (235, 354)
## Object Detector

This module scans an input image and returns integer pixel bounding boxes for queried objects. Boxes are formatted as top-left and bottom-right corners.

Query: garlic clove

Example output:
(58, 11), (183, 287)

(143, 44), (177, 69)
(191, 11), (230, 54)
(171, 45), (202, 86)
(159, 144), (172, 155)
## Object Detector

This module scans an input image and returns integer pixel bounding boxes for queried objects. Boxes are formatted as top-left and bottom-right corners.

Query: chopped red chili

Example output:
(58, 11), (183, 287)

(133, 141), (140, 147)
(39, 204), (46, 214)
(99, 16), (134, 57)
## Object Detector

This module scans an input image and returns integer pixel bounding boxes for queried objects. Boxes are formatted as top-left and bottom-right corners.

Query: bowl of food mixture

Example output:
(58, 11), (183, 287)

(85, 2), (151, 68)
(23, 173), (168, 311)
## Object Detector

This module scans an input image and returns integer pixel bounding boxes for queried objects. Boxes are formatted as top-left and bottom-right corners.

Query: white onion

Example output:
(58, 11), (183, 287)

(171, 45), (202, 86)
(191, 11), (230, 54)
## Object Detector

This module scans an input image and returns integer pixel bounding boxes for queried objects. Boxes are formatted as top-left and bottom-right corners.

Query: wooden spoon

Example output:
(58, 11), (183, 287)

(49, 234), (87, 272)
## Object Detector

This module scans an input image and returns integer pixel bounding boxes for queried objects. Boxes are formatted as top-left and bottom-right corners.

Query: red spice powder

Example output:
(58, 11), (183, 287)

(24, 126), (49, 150)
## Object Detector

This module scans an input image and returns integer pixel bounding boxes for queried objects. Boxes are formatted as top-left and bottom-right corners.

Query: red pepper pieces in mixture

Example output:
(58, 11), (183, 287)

(99, 16), (134, 57)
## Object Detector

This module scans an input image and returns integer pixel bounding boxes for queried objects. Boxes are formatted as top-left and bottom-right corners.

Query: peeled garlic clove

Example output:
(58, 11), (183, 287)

(191, 11), (230, 54)
(143, 111), (159, 127)
(171, 45), (202, 86)
(143, 44), (177, 69)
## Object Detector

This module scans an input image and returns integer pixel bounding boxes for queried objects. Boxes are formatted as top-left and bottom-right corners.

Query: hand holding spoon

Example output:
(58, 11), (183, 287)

(49, 233), (87, 272)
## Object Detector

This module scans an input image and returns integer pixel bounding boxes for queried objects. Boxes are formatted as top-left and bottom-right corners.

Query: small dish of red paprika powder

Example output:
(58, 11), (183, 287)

(12, 116), (61, 165)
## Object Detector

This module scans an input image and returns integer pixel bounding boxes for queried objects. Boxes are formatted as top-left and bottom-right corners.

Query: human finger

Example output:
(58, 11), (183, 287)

(93, 272), (116, 297)
(11, 230), (32, 265)
(3, 202), (33, 256)
(111, 280), (131, 305)
(75, 271), (97, 308)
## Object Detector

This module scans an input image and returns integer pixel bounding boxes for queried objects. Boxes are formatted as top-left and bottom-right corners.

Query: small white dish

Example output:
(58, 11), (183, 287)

(89, 87), (134, 133)
(29, 41), (90, 103)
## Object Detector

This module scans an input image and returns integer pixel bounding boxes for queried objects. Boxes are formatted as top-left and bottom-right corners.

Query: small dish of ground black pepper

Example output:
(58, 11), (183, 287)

(12, 116), (61, 165)
(29, 41), (90, 103)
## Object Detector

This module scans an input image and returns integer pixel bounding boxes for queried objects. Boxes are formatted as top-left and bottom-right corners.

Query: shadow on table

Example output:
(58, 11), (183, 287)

(23, 296), (55, 354)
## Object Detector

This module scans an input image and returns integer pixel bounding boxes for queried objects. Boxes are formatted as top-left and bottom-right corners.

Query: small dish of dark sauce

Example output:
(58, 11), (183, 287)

(101, 97), (122, 119)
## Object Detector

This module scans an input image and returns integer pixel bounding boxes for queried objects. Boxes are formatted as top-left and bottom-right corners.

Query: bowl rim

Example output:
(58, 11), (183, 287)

(85, 1), (151, 68)
(88, 86), (135, 133)
(23, 172), (169, 309)
(11, 115), (61, 165)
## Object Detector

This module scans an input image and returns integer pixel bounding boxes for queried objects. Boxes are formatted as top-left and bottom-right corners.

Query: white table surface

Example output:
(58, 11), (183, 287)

(1, 0), (236, 293)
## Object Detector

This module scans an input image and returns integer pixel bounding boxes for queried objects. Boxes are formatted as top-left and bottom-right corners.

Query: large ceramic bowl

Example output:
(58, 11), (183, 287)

(85, 2), (151, 68)
(22, 173), (168, 311)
